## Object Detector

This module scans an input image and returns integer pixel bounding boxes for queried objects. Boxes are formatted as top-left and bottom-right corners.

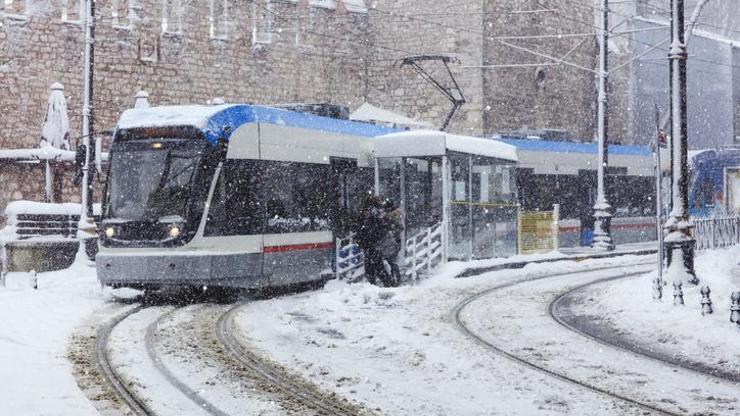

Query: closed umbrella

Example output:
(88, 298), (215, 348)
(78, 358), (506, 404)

(40, 82), (70, 202)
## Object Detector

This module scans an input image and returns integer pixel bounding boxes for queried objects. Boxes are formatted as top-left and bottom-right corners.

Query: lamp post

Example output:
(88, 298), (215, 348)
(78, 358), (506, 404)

(664, 0), (697, 284)
(592, 0), (614, 251)
(76, 0), (96, 258)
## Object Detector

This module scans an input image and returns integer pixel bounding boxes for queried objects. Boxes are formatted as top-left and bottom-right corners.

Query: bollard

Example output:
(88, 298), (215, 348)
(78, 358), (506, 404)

(652, 277), (663, 300)
(29, 270), (38, 290)
(730, 292), (740, 323)
(673, 281), (684, 306)
(700, 286), (712, 315)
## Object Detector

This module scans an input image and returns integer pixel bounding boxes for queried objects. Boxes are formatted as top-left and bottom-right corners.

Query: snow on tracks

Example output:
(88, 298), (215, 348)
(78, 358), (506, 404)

(217, 301), (372, 416)
(96, 305), (224, 416)
(454, 262), (740, 415)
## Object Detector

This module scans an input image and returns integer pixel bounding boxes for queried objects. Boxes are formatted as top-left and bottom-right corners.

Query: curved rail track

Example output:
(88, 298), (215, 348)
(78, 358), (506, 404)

(550, 276), (740, 384)
(96, 304), (227, 416)
(451, 260), (687, 416)
(95, 305), (155, 416)
(217, 302), (366, 416)
(144, 307), (230, 416)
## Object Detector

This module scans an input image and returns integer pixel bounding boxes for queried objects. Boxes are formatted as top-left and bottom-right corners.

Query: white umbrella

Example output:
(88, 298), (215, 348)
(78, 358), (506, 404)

(39, 82), (71, 202)
(40, 82), (71, 150)
(134, 90), (150, 109)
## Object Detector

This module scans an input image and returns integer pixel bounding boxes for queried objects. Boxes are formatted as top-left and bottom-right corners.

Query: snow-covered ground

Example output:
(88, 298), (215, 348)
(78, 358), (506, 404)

(0, 259), (103, 415)
(233, 255), (669, 415)
(566, 245), (740, 377)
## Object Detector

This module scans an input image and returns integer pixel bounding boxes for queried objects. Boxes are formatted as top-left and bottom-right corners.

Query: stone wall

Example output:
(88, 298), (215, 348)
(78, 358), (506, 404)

(0, 0), (369, 225)
(364, 1), (485, 136)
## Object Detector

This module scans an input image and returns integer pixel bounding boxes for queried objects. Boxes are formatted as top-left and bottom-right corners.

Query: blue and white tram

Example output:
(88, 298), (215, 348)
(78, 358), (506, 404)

(688, 148), (740, 217)
(96, 104), (397, 290)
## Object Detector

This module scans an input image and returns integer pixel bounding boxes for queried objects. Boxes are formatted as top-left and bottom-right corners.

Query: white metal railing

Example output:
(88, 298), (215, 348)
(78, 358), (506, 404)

(692, 216), (740, 250)
(335, 232), (365, 280)
(403, 222), (444, 282)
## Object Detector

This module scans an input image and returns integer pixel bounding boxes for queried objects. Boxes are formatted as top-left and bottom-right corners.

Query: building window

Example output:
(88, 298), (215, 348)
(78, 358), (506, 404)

(295, 1), (317, 48)
(209, 0), (229, 40)
(3, 0), (25, 17)
(161, 0), (182, 35)
(112, 0), (136, 28)
(251, 0), (273, 45)
(61, 0), (83, 23)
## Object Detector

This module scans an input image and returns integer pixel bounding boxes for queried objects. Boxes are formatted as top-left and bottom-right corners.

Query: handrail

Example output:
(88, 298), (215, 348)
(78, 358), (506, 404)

(691, 216), (740, 250)
(403, 222), (444, 282)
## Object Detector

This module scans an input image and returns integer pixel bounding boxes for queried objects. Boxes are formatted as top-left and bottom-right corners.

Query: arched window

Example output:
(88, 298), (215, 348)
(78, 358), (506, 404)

(112, 0), (136, 28)
(3, 0), (25, 17)
(251, 0), (273, 45)
(161, 0), (182, 34)
(61, 0), (83, 23)
(209, 0), (229, 40)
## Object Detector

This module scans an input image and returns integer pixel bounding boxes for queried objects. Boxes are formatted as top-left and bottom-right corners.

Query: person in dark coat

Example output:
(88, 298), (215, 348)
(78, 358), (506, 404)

(355, 194), (403, 287)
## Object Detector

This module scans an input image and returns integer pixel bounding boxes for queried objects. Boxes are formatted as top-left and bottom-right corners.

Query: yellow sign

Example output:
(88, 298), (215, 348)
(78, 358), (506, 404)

(518, 211), (555, 253)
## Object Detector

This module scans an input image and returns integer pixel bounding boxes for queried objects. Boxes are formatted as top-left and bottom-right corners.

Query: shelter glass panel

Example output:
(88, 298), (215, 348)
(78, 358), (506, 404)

(403, 157), (442, 236)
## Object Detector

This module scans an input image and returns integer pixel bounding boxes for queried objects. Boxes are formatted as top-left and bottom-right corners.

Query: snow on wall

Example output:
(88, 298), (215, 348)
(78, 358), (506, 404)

(0, 147), (76, 161)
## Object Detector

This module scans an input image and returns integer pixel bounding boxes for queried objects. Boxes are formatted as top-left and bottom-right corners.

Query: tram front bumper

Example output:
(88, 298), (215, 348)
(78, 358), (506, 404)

(96, 251), (264, 288)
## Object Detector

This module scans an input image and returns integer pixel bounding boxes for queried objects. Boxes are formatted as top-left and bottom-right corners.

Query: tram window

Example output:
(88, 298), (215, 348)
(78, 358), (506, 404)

(204, 160), (264, 236)
(262, 162), (332, 233)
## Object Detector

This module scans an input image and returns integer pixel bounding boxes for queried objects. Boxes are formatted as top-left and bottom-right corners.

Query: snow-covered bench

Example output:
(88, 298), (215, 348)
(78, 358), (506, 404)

(1, 201), (99, 282)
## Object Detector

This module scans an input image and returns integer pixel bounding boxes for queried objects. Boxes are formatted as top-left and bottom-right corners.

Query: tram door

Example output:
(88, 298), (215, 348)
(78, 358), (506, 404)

(330, 158), (362, 235)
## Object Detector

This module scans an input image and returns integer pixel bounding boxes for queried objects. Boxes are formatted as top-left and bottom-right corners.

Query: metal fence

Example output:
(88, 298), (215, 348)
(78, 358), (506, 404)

(403, 222), (444, 282)
(335, 232), (365, 280)
(692, 216), (740, 250)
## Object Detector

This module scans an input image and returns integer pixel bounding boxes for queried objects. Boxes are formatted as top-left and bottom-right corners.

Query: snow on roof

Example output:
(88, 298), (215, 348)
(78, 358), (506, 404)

(283, 0), (367, 13)
(117, 104), (234, 130)
(350, 103), (432, 128)
(117, 104), (400, 145)
(0, 147), (76, 161)
(373, 130), (518, 162)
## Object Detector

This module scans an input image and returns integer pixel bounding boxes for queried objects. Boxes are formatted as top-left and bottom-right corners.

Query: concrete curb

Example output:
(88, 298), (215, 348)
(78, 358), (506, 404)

(456, 248), (658, 278)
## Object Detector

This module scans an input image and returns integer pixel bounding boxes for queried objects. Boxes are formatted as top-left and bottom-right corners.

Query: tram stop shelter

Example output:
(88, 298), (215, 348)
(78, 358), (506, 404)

(371, 131), (519, 261)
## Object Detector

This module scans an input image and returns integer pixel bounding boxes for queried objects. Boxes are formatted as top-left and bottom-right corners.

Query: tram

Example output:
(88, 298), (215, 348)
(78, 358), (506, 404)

(689, 148), (740, 217)
(96, 104), (397, 290)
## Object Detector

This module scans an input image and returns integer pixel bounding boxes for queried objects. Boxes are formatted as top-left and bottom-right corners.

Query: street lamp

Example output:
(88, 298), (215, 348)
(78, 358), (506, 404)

(592, 0), (614, 251)
(664, 0), (698, 284)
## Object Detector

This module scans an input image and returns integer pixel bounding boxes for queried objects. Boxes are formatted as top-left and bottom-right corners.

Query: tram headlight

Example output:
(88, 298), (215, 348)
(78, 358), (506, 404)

(168, 224), (181, 238)
(104, 226), (115, 238)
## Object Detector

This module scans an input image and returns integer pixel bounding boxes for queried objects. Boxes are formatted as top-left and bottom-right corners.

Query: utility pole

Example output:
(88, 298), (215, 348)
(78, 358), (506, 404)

(77, 0), (96, 257)
(664, 0), (698, 283)
(592, 0), (614, 250)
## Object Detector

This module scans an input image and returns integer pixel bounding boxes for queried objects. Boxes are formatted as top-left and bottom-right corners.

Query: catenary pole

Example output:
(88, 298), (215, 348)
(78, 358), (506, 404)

(664, 0), (698, 283)
(77, 0), (96, 256)
(592, 0), (614, 250)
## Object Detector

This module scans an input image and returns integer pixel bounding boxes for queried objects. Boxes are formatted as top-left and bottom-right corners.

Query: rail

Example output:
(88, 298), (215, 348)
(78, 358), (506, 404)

(335, 232), (364, 280)
(692, 216), (740, 250)
(403, 222), (443, 282)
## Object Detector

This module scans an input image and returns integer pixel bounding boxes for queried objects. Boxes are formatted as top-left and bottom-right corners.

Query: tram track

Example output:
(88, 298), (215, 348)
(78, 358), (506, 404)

(217, 302), (368, 416)
(144, 307), (230, 416)
(95, 305), (155, 416)
(96, 303), (229, 416)
(550, 276), (740, 384)
(451, 260), (687, 416)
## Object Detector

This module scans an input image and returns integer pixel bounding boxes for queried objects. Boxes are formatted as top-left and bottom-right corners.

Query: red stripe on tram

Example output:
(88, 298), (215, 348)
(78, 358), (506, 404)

(263, 242), (335, 254)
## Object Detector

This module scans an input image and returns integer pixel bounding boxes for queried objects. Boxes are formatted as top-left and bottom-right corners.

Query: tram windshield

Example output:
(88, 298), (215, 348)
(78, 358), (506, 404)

(106, 133), (205, 221)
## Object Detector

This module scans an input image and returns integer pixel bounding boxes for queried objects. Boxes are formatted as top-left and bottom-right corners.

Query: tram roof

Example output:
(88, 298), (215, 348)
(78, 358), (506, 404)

(495, 137), (652, 156)
(116, 104), (401, 145)
(373, 130), (518, 162)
